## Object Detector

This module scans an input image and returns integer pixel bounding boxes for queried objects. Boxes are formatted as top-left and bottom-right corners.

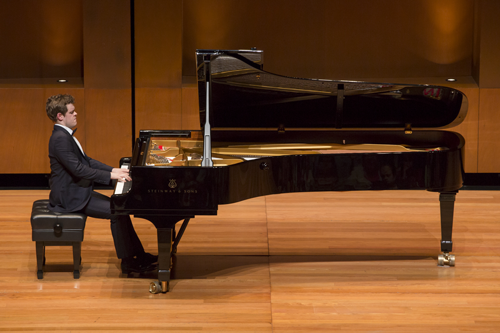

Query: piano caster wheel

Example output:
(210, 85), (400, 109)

(149, 281), (169, 294)
(438, 253), (455, 266)
(150, 281), (161, 294)
(37, 270), (43, 279)
(73, 270), (80, 279)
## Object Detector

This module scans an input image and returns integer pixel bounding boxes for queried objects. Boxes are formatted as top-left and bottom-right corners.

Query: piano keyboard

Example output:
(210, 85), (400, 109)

(114, 163), (131, 195)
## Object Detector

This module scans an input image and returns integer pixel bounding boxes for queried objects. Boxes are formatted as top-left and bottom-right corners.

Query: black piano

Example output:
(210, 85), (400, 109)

(111, 49), (468, 293)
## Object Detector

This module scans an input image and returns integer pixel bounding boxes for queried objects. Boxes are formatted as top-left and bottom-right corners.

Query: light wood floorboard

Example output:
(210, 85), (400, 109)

(0, 189), (499, 332)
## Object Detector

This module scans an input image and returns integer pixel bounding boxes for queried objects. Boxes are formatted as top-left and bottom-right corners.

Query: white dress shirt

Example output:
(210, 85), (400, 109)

(55, 124), (85, 156)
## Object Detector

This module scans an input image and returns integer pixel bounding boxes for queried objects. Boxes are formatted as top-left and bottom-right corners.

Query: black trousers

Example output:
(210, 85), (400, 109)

(79, 191), (144, 259)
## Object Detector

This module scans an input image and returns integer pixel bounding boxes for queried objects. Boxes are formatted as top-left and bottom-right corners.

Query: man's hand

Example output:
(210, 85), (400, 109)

(111, 168), (131, 182)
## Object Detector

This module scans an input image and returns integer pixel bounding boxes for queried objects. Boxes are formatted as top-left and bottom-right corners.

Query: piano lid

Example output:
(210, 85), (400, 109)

(196, 49), (468, 131)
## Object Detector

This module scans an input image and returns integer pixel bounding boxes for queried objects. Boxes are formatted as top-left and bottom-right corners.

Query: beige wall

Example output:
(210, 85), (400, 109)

(0, 0), (499, 175)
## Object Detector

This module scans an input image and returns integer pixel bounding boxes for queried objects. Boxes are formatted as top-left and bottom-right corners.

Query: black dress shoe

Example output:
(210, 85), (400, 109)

(137, 252), (158, 266)
(121, 257), (157, 274)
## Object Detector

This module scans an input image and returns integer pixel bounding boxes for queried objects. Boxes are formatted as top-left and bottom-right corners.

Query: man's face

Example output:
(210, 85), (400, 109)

(57, 103), (77, 129)
(381, 165), (395, 184)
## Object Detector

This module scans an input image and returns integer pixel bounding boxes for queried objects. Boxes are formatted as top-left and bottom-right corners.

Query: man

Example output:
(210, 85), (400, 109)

(46, 94), (156, 273)
(379, 164), (398, 189)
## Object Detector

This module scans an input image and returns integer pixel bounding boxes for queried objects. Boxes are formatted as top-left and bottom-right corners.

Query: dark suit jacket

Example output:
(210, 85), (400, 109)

(48, 125), (113, 213)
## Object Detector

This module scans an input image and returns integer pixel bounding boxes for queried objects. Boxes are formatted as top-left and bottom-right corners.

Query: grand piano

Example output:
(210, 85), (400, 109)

(111, 49), (468, 294)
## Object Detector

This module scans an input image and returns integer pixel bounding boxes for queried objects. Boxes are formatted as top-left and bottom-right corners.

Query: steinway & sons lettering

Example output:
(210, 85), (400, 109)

(148, 189), (198, 194)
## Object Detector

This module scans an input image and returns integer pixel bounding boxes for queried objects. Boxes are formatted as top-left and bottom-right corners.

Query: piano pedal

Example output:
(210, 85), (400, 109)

(437, 253), (455, 267)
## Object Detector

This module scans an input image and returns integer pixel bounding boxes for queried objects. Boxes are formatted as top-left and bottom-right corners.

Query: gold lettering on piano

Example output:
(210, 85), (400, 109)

(147, 189), (198, 194)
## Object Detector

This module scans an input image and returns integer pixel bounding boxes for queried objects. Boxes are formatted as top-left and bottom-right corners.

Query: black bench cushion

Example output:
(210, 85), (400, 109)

(31, 200), (86, 242)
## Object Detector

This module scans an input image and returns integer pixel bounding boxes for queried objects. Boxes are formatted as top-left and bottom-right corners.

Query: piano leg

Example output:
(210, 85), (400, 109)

(438, 191), (457, 266)
(154, 227), (173, 293)
(136, 215), (192, 293)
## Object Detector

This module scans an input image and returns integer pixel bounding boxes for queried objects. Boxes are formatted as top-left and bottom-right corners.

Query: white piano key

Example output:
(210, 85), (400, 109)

(114, 164), (130, 195)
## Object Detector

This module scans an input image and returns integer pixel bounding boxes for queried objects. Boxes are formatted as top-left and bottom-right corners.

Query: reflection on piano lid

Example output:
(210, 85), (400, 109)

(196, 49), (467, 132)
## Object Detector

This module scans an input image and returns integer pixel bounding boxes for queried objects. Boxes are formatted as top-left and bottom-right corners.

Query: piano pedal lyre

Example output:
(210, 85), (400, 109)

(437, 253), (455, 267)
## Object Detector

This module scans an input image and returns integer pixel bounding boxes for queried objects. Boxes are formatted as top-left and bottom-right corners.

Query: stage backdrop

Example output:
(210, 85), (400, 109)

(1, 0), (499, 174)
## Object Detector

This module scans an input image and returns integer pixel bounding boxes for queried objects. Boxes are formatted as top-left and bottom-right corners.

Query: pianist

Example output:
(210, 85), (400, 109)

(45, 94), (157, 274)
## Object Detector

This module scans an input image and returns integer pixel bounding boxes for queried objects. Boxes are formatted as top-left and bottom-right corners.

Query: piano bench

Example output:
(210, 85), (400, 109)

(30, 200), (87, 279)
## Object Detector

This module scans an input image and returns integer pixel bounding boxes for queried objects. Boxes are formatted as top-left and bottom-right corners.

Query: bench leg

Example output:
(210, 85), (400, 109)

(72, 242), (81, 279)
(36, 241), (44, 279)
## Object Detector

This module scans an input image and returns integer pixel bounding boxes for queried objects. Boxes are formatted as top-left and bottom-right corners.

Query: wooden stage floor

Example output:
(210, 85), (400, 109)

(1, 189), (500, 332)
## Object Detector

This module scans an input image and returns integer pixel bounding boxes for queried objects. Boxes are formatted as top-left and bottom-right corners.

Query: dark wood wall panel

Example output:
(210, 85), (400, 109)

(134, 0), (183, 135)
(0, 87), (84, 174)
(472, 1), (500, 173)
(0, 0), (83, 79)
(135, 88), (182, 132)
(82, 0), (132, 166)
(0, 0), (85, 174)
(0, 89), (49, 174)
(1, 0), (500, 174)
(472, 0), (481, 84)
(83, 0), (131, 89)
(134, 0), (182, 88)
(182, 0), (475, 80)
(477, 0), (500, 88)
(181, 77), (200, 130)
(478, 89), (500, 172)
(83, 89), (132, 165)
